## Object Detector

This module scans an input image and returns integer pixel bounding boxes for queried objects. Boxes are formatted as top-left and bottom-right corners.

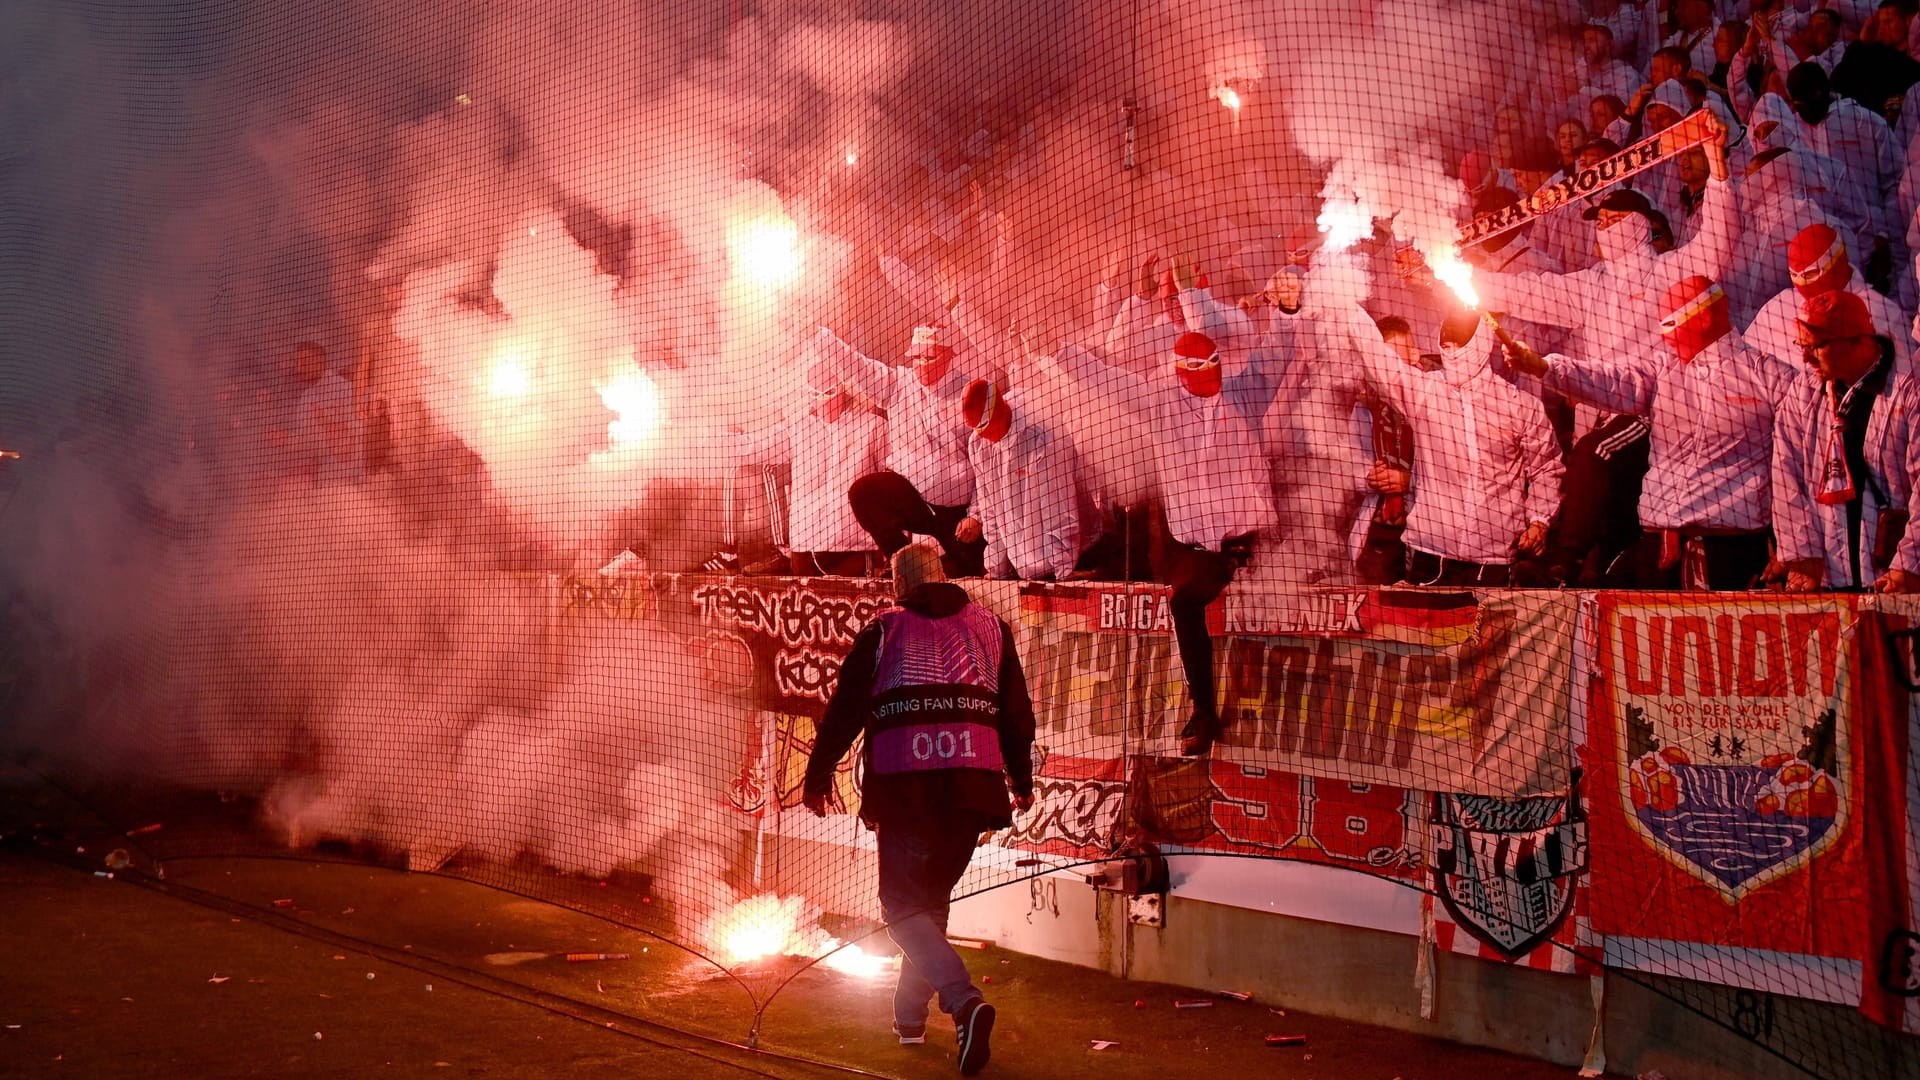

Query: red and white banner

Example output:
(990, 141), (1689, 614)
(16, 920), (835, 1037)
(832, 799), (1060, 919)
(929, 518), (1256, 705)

(1858, 600), (1920, 1034)
(1585, 594), (1869, 962)
(1015, 584), (1576, 798)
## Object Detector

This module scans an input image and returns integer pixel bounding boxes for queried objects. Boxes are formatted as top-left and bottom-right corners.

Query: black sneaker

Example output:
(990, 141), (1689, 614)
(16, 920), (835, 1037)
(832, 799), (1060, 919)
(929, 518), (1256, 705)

(1179, 712), (1220, 757)
(699, 549), (741, 574)
(954, 998), (995, 1075)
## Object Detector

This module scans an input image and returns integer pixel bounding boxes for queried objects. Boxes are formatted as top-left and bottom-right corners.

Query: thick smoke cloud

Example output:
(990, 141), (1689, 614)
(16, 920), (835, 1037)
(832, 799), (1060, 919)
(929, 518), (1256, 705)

(1, 0), (1579, 929)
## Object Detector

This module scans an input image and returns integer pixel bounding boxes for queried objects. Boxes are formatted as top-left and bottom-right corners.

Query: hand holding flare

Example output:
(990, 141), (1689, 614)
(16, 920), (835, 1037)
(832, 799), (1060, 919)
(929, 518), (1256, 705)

(1489, 314), (1549, 378)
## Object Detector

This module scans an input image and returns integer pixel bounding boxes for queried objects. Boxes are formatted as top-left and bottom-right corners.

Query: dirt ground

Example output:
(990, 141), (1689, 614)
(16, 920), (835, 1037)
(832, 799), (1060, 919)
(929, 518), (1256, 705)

(0, 768), (1612, 1079)
(0, 835), (1593, 1080)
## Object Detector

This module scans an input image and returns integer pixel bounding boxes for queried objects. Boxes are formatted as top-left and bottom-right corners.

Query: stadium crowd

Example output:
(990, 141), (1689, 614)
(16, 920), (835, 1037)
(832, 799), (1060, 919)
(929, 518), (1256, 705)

(239, 1), (1920, 753)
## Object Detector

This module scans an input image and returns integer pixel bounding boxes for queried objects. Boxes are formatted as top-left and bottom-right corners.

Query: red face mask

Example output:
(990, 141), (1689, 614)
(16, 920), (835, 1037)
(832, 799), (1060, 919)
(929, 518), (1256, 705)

(974, 398), (1012, 442)
(812, 387), (848, 422)
(1794, 259), (1850, 299)
(1658, 285), (1731, 362)
(915, 349), (954, 387)
(1175, 357), (1223, 397)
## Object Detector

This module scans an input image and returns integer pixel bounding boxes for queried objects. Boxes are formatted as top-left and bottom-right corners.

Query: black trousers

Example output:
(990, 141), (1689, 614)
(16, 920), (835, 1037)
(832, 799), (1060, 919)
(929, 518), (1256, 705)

(1143, 503), (1246, 724)
(1620, 529), (1771, 590)
(1355, 520), (1409, 586)
(1403, 549), (1513, 587)
(789, 551), (877, 577)
(847, 471), (987, 578)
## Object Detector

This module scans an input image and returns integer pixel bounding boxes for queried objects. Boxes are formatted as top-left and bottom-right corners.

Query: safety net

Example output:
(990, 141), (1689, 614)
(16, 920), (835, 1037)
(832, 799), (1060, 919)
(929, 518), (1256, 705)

(4, 1), (1920, 1078)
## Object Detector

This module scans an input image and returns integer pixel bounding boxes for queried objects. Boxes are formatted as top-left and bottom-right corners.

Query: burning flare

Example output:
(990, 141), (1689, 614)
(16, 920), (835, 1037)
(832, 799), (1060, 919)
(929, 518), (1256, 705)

(1428, 246), (1480, 308)
(707, 894), (892, 977)
(1316, 200), (1371, 252)
(599, 368), (664, 447)
(487, 347), (534, 400)
(727, 214), (803, 288)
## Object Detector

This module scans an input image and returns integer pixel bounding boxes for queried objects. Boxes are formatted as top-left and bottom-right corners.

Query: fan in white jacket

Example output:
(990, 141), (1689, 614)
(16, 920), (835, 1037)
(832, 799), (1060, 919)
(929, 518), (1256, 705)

(1252, 266), (1374, 583)
(739, 359), (887, 572)
(1724, 111), (1853, 322)
(817, 324), (986, 575)
(1337, 305), (1565, 583)
(1786, 62), (1901, 264)
(1771, 290), (1920, 592)
(1475, 113), (1738, 361)
(1504, 276), (1799, 588)
(1745, 223), (1912, 375)
(954, 379), (1099, 582)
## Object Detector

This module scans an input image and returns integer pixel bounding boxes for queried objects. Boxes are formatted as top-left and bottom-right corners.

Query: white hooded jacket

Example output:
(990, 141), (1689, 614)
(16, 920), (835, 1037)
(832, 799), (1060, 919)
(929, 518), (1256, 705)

(966, 411), (1099, 581)
(1540, 332), (1800, 531)
(741, 404), (887, 553)
(1341, 307), (1564, 565)
(1771, 364), (1920, 586)
(815, 329), (976, 508)
(1476, 176), (1741, 360)
(1800, 99), (1900, 248)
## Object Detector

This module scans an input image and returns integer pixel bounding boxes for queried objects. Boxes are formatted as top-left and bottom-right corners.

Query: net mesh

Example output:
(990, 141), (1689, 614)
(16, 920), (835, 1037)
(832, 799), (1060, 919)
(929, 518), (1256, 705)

(4, 1), (1920, 1077)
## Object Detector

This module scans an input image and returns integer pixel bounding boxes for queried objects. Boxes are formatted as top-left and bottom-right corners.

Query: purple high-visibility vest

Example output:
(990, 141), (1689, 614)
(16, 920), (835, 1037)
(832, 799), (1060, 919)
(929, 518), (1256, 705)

(866, 603), (1006, 776)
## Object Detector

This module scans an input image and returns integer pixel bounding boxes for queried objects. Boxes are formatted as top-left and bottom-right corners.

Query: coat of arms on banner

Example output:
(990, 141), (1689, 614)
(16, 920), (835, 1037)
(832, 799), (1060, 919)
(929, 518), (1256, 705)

(1608, 605), (1850, 903)
(1429, 786), (1586, 960)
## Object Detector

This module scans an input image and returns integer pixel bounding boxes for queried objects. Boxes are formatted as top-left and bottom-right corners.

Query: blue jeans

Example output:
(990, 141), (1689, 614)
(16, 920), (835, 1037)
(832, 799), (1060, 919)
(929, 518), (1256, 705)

(877, 820), (982, 1027)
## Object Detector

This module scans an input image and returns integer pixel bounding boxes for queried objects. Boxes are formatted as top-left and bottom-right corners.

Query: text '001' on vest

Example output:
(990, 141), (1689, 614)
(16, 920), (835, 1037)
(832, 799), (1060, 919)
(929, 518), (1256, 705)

(867, 604), (1006, 775)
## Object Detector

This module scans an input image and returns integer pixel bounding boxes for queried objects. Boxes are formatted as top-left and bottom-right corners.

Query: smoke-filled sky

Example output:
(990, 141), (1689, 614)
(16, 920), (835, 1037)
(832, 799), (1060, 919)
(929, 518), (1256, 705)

(0, 0), (1580, 935)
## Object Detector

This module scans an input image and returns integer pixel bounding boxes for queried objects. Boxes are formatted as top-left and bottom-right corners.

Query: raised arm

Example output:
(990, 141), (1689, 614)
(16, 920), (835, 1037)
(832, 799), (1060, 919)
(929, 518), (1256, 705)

(1329, 300), (1425, 419)
(877, 254), (949, 323)
(1537, 351), (1662, 415)
(812, 326), (898, 407)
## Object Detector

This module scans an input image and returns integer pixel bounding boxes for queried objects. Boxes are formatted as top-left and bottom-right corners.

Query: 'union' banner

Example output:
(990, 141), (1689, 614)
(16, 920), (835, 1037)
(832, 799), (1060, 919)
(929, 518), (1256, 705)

(1585, 593), (1868, 959)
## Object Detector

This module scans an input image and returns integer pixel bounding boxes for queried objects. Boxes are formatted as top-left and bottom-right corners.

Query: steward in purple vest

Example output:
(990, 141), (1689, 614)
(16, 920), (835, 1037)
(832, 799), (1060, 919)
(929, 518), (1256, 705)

(804, 553), (1036, 831)
(804, 543), (1034, 1075)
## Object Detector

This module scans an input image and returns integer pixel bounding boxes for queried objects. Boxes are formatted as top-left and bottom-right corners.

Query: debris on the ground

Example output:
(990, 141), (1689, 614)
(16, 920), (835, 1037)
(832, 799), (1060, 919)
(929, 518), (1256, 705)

(1134, 999), (1146, 1008)
(105, 850), (131, 871)
(1265, 1034), (1306, 1047)
(1174, 999), (1214, 1009)
(93, 871), (113, 879)
(424, 984), (433, 992)
(982, 975), (993, 984)
(333, 955), (345, 961)
(564, 952), (630, 963)
(125, 823), (163, 837)
(1219, 990), (1253, 1001)
(1637, 1073), (1670, 1080)
(208, 976), (229, 985)
(272, 898), (295, 909)
(595, 980), (605, 994)
(947, 937), (989, 950)
(1091, 1040), (1118, 1051)
(365, 972), (375, 980)
(312, 1032), (323, 1041)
